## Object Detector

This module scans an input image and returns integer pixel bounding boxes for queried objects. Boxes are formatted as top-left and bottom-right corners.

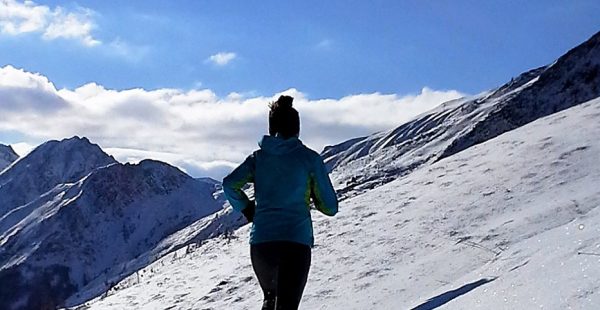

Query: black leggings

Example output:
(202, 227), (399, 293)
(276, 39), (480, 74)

(250, 241), (311, 310)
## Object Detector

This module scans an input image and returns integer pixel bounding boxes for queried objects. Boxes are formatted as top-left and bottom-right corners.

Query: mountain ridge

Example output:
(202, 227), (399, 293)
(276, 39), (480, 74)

(0, 136), (117, 217)
(0, 139), (227, 309)
(323, 30), (600, 198)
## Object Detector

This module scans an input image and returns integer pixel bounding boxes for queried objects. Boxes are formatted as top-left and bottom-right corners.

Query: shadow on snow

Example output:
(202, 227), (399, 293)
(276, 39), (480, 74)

(411, 277), (497, 310)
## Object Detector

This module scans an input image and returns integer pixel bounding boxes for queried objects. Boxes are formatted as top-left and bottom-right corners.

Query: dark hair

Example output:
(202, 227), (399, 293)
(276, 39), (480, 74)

(269, 95), (299, 138)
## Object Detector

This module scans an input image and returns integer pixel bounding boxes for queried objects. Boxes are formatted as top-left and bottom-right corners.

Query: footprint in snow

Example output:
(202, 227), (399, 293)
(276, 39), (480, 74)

(558, 146), (590, 160)
(539, 141), (554, 150)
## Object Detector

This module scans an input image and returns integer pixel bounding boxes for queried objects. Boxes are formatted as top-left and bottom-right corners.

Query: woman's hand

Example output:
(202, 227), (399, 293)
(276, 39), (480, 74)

(242, 201), (256, 222)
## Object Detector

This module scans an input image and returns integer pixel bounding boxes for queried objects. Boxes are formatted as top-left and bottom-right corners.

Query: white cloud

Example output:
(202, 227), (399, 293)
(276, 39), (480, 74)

(0, 0), (48, 35)
(0, 65), (57, 91)
(0, 65), (67, 112)
(43, 7), (99, 46)
(0, 0), (100, 46)
(0, 65), (465, 180)
(206, 52), (237, 66)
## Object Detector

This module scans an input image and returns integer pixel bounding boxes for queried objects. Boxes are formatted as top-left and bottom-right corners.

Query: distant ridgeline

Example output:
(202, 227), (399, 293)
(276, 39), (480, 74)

(322, 30), (600, 199)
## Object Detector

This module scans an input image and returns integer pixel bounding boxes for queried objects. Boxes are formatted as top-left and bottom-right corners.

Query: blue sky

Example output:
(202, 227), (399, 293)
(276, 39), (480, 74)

(1, 1), (599, 98)
(1, 0), (600, 179)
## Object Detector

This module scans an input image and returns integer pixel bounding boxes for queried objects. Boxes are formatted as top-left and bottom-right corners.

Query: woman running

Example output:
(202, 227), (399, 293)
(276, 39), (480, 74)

(223, 95), (338, 309)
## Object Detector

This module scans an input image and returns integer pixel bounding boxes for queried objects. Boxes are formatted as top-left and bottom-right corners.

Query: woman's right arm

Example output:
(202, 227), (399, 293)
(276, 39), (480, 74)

(310, 155), (338, 216)
(222, 154), (255, 213)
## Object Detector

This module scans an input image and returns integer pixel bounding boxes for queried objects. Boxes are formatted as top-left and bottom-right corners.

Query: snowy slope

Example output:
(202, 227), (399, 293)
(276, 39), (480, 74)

(81, 97), (600, 309)
(325, 30), (600, 199)
(0, 136), (117, 218)
(0, 159), (225, 309)
(0, 143), (18, 172)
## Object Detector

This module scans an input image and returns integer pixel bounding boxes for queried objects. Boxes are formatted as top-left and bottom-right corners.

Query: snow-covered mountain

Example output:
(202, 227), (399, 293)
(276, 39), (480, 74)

(0, 143), (18, 172)
(324, 30), (600, 199)
(0, 136), (117, 217)
(81, 96), (600, 310)
(0, 138), (227, 309)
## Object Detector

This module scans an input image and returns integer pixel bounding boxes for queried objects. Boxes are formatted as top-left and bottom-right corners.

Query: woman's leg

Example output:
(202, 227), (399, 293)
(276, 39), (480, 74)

(251, 243), (279, 310)
(276, 242), (311, 310)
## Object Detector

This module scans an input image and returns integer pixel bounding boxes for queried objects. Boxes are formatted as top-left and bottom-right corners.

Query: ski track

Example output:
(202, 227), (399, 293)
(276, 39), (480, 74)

(80, 98), (600, 309)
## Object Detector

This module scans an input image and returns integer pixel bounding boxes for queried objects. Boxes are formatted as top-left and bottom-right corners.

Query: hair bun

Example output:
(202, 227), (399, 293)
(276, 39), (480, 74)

(273, 95), (294, 109)
(268, 95), (299, 138)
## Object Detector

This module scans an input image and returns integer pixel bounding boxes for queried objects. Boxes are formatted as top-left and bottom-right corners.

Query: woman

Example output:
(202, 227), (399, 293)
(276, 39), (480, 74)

(223, 95), (338, 310)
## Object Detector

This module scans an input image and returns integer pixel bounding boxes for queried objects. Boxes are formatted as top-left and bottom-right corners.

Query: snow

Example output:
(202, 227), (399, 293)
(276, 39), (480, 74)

(80, 97), (600, 309)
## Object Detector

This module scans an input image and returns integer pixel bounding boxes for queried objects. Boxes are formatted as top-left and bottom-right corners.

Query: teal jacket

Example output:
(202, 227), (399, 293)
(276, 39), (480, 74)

(223, 135), (338, 247)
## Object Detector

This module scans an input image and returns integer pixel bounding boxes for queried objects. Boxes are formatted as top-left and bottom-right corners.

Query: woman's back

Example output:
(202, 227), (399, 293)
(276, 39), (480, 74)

(224, 135), (337, 247)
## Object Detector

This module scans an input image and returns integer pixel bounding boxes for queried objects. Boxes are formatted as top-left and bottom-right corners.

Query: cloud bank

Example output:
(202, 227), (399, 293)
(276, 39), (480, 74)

(0, 65), (464, 180)
(0, 0), (100, 46)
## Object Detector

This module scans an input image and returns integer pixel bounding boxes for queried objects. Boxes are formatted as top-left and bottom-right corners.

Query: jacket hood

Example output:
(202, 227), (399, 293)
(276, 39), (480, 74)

(258, 135), (302, 155)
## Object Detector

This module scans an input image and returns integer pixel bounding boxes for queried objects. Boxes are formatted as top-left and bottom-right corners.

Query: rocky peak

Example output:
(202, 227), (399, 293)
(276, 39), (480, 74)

(0, 144), (18, 171)
(0, 136), (117, 214)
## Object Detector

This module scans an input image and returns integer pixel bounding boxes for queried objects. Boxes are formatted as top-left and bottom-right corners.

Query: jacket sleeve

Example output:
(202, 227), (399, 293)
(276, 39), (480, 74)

(310, 155), (338, 216)
(222, 154), (255, 212)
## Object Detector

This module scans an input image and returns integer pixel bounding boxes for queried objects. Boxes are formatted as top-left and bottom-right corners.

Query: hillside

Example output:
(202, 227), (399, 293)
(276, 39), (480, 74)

(324, 30), (600, 199)
(81, 97), (600, 309)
